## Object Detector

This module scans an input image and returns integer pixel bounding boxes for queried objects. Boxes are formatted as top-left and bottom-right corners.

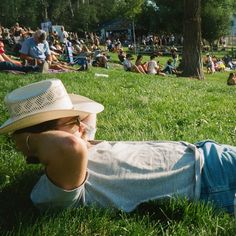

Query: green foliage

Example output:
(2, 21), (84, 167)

(0, 0), (234, 40)
(0, 0), (145, 32)
(139, 0), (234, 41)
(136, 3), (157, 33)
(202, 0), (234, 44)
(147, 0), (184, 34)
(114, 0), (145, 19)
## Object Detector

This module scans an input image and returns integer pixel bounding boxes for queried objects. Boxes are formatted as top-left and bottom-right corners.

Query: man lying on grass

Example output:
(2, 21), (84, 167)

(0, 78), (235, 214)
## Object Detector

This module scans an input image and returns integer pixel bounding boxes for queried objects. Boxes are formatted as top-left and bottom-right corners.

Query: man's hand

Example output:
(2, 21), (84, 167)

(79, 114), (97, 140)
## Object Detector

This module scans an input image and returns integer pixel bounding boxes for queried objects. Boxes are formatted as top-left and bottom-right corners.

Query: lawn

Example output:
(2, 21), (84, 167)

(0, 57), (236, 235)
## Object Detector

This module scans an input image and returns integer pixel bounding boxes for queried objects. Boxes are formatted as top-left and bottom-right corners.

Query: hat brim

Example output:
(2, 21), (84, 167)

(0, 94), (104, 134)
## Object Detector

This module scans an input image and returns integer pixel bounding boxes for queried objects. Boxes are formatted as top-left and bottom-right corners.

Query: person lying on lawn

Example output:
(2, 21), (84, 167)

(1, 78), (236, 214)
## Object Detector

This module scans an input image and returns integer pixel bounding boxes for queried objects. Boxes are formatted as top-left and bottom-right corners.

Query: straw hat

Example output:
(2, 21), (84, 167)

(0, 79), (104, 134)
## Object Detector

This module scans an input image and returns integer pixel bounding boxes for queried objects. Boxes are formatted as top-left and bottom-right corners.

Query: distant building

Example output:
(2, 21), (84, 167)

(99, 19), (133, 43)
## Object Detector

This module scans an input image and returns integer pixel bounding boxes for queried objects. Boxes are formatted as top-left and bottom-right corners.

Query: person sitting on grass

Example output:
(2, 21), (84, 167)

(205, 54), (215, 74)
(0, 40), (45, 73)
(162, 59), (178, 75)
(223, 55), (236, 70)
(146, 54), (165, 76)
(215, 58), (226, 72)
(135, 54), (147, 73)
(92, 53), (109, 68)
(19, 30), (83, 73)
(170, 47), (179, 68)
(1, 78), (236, 214)
(123, 54), (146, 74)
(117, 48), (126, 63)
(19, 29), (52, 71)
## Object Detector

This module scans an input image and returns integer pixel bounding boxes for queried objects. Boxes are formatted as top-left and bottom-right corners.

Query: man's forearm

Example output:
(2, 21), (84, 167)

(20, 54), (36, 64)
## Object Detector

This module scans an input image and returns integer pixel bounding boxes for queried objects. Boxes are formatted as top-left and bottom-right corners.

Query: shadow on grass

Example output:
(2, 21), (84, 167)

(0, 169), (232, 235)
(0, 169), (42, 233)
(130, 198), (185, 223)
(129, 197), (222, 226)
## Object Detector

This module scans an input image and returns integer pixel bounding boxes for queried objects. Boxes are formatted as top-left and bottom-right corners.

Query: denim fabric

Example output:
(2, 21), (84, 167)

(196, 140), (236, 213)
(0, 61), (39, 73)
(162, 64), (175, 74)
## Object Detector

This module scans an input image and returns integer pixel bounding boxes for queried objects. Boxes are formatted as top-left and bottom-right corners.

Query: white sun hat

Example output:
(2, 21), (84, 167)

(0, 79), (104, 134)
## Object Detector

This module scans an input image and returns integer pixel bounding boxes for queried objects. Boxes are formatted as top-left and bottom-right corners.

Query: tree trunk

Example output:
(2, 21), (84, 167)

(68, 0), (74, 18)
(41, 0), (48, 21)
(182, 0), (204, 80)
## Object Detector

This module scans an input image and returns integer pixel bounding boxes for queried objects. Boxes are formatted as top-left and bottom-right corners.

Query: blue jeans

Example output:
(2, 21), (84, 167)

(0, 61), (39, 73)
(196, 140), (236, 213)
(162, 65), (174, 74)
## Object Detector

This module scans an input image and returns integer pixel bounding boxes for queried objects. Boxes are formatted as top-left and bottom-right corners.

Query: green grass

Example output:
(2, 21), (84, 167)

(0, 58), (236, 235)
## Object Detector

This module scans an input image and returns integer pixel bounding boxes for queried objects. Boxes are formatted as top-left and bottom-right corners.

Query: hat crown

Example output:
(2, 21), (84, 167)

(5, 79), (73, 121)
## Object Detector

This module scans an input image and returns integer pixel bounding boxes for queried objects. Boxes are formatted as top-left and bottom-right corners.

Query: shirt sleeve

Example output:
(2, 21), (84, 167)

(19, 40), (29, 55)
(31, 173), (88, 212)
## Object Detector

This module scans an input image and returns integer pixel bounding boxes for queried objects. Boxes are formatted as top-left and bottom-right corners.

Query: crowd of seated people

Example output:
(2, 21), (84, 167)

(0, 23), (113, 73)
(106, 38), (122, 52)
(119, 50), (180, 76)
(203, 54), (236, 73)
(0, 23), (235, 76)
(222, 55), (236, 70)
(120, 51), (181, 76)
(123, 54), (146, 74)
(18, 29), (84, 72)
(0, 40), (44, 73)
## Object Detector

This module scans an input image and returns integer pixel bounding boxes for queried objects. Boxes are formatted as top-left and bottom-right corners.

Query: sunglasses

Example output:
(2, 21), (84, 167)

(56, 116), (80, 128)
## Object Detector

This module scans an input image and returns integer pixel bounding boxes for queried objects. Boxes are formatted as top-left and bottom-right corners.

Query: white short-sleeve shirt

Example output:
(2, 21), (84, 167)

(147, 60), (158, 74)
(31, 141), (203, 212)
